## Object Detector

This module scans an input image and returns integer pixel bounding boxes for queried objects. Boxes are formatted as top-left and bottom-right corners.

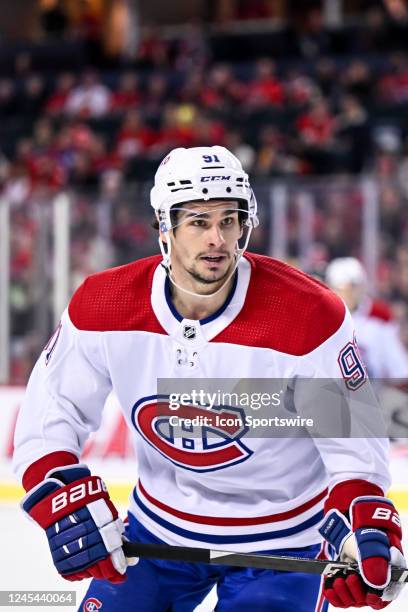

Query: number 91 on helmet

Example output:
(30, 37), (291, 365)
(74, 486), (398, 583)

(151, 146), (258, 231)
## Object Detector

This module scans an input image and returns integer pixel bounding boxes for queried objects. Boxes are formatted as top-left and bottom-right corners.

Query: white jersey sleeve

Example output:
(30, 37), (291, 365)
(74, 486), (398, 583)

(297, 307), (391, 495)
(12, 307), (112, 482)
(381, 321), (408, 379)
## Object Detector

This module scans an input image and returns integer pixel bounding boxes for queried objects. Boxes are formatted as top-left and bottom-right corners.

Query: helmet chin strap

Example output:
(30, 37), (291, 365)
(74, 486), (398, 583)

(158, 227), (253, 300)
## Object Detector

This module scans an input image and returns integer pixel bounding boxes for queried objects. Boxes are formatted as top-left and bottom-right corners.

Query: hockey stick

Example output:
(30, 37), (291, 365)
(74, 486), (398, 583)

(122, 541), (408, 583)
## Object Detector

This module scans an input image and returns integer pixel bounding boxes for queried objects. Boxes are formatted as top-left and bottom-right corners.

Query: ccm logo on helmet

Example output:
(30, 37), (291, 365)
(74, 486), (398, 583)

(200, 175), (231, 182)
(52, 478), (107, 513)
(372, 507), (401, 526)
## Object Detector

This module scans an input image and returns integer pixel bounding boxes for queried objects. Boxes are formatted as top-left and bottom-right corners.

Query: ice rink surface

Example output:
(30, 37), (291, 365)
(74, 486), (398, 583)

(2, 501), (408, 612)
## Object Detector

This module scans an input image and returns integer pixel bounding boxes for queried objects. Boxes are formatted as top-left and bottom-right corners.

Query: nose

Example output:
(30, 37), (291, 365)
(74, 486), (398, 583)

(206, 223), (226, 248)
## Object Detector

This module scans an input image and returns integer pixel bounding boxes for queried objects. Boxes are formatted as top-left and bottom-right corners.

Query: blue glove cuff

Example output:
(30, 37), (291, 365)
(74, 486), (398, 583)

(319, 509), (352, 556)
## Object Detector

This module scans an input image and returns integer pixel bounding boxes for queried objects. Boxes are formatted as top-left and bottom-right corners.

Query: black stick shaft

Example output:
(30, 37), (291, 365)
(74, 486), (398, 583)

(122, 541), (408, 583)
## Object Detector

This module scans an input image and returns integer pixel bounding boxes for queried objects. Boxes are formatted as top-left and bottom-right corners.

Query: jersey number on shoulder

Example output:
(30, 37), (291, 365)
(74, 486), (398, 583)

(43, 321), (62, 365)
(338, 337), (367, 390)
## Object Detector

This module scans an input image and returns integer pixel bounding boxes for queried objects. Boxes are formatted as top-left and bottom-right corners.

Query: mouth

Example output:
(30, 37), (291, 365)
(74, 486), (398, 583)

(200, 254), (228, 266)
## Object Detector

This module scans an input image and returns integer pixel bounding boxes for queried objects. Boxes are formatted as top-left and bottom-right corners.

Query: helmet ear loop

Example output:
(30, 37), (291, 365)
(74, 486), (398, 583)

(158, 235), (171, 270)
(235, 224), (253, 260)
(158, 220), (172, 270)
(158, 209), (190, 272)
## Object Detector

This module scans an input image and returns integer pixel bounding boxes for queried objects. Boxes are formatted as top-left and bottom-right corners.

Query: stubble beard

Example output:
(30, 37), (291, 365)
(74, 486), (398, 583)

(186, 257), (234, 286)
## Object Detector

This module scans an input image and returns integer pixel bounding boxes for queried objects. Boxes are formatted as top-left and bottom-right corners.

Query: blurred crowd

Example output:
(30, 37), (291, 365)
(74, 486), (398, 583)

(5, 3), (408, 382)
(3, 54), (408, 184)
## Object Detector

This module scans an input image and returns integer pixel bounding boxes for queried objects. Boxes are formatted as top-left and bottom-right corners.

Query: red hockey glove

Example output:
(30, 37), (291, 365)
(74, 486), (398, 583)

(320, 489), (406, 609)
(22, 463), (137, 582)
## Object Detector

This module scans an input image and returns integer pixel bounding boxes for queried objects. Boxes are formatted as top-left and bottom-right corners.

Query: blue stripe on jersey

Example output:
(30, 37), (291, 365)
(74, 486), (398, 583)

(133, 488), (324, 544)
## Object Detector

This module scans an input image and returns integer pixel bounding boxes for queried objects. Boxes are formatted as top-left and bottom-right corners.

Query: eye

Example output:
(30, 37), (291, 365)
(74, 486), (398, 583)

(191, 219), (206, 227)
(221, 217), (234, 226)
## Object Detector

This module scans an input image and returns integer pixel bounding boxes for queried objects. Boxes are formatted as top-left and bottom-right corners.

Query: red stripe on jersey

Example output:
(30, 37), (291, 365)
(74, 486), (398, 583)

(138, 481), (328, 526)
(314, 581), (326, 612)
(315, 544), (328, 612)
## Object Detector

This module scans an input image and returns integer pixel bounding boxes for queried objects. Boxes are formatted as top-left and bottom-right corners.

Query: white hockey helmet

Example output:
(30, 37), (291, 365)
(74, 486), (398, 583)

(325, 257), (367, 289)
(150, 146), (259, 232)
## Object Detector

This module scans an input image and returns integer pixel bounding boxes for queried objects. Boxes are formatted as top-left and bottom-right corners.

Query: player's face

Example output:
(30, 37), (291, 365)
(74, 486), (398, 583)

(333, 283), (364, 312)
(168, 200), (243, 287)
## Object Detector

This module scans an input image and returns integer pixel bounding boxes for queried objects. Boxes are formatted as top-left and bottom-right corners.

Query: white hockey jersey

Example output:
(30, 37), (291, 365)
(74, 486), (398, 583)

(353, 299), (408, 381)
(13, 253), (390, 553)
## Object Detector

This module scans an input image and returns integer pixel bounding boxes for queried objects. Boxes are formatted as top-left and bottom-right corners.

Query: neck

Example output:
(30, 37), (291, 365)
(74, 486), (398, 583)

(169, 272), (235, 320)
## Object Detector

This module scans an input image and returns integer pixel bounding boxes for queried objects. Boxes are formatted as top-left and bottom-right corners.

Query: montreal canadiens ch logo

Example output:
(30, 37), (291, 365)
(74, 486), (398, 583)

(83, 598), (102, 611)
(132, 395), (252, 472)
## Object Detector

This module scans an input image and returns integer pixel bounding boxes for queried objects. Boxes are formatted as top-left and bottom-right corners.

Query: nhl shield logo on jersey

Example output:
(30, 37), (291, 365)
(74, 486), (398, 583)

(83, 597), (102, 611)
(132, 395), (252, 472)
(183, 325), (196, 340)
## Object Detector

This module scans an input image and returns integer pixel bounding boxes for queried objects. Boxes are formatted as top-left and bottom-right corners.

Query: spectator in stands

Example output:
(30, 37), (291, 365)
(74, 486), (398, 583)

(296, 97), (336, 148)
(285, 69), (318, 108)
(115, 109), (156, 161)
(110, 72), (141, 114)
(174, 21), (209, 71)
(335, 94), (369, 173)
(89, 135), (120, 176)
(69, 150), (98, 188)
(178, 71), (205, 105)
(17, 75), (47, 119)
(0, 79), (17, 117)
(31, 118), (54, 156)
(341, 59), (374, 105)
(111, 205), (151, 264)
(65, 69), (111, 119)
(44, 72), (76, 117)
(296, 97), (338, 173)
(136, 25), (170, 69)
(154, 103), (196, 152)
(224, 130), (256, 172)
(290, 6), (331, 59)
(377, 52), (408, 104)
(247, 58), (284, 109)
(254, 125), (300, 176)
(356, 6), (391, 53)
(315, 58), (339, 100)
(200, 64), (244, 113)
(192, 111), (226, 147)
(143, 73), (168, 121)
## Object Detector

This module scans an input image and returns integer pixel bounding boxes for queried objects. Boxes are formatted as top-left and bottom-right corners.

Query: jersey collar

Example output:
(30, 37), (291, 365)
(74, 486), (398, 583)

(151, 257), (251, 340)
